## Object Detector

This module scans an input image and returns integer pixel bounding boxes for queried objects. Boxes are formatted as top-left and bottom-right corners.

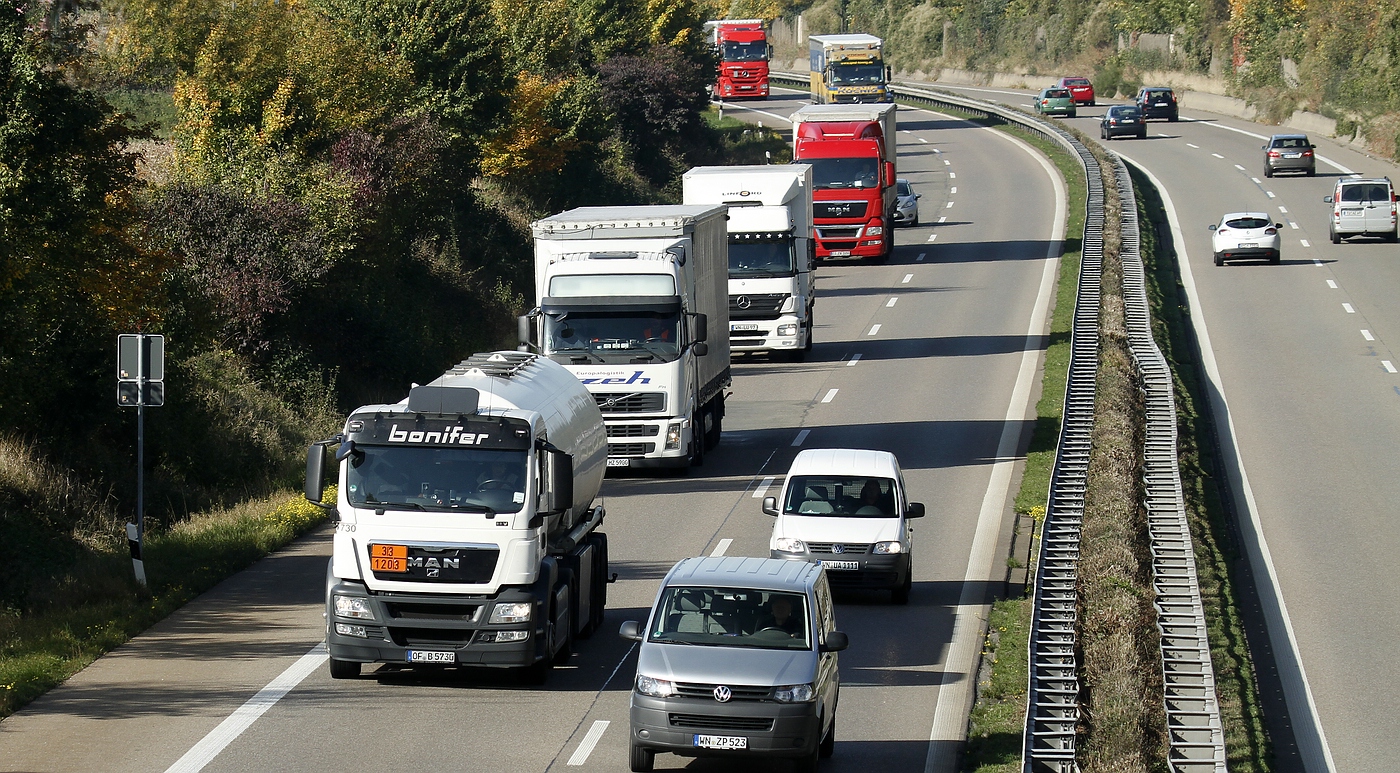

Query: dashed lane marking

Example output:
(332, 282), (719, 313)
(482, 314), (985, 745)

(887, 297), (898, 307)
(567, 721), (611, 766)
(943, 159), (950, 165)
(950, 186), (958, 193)
(821, 388), (839, 403)
(1301, 239), (1311, 247)
(918, 137), (929, 144)
(938, 216), (947, 223)
(1362, 330), (1375, 341)
(916, 252), (926, 262)
(847, 353), (862, 366)
(1212, 153), (1225, 158)
(927, 234), (938, 242)
(1343, 303), (1356, 313)
(1279, 206), (1288, 213)
(1235, 164), (1247, 171)
(902, 274), (913, 284)
(751, 476), (776, 498)
(1326, 280), (1337, 289)
(946, 201), (954, 208)
(1385, 361), (1398, 374)
(1290, 222), (1299, 229)
(1187, 143), (1200, 148)
(1267, 191), (1277, 198)
(1252, 177), (1262, 183)
(867, 324), (881, 336)
(709, 540), (733, 558)
(949, 172), (956, 179)
(791, 429), (809, 447)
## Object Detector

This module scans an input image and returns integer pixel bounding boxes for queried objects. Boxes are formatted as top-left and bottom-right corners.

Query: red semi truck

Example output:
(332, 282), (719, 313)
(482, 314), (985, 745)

(790, 103), (897, 262)
(705, 19), (771, 100)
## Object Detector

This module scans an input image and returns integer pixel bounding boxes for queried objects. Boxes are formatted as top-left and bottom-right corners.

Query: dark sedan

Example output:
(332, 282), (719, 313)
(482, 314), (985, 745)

(1100, 106), (1147, 140)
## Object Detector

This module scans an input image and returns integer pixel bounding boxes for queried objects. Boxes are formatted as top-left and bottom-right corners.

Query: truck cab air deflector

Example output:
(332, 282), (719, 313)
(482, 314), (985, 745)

(541, 296), (682, 314)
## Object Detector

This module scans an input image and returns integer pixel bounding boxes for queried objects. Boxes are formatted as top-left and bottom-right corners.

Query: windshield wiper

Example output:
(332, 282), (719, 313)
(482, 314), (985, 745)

(550, 346), (604, 363)
(449, 503), (497, 514)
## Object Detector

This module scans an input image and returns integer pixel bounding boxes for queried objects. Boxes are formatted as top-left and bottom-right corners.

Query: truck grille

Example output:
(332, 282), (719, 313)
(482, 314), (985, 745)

(821, 241), (858, 251)
(388, 627), (473, 647)
(607, 424), (659, 437)
(814, 201), (868, 219)
(384, 602), (483, 621)
(368, 546), (499, 584)
(816, 226), (862, 239)
(669, 714), (774, 732)
(808, 542), (871, 554)
(729, 293), (788, 319)
(609, 442), (655, 456)
(593, 392), (665, 413)
(675, 682), (773, 701)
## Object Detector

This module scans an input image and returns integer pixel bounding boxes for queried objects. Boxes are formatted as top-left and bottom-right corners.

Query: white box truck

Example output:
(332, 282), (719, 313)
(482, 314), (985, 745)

(683, 165), (816, 360)
(522, 206), (731, 469)
(305, 351), (610, 684)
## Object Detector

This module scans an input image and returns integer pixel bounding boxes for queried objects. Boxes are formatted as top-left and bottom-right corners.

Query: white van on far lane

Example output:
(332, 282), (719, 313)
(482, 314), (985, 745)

(763, 448), (925, 604)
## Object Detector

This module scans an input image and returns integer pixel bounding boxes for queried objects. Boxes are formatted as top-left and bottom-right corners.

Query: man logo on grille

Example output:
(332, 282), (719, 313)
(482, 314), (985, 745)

(736, 296), (751, 310)
(713, 685), (732, 703)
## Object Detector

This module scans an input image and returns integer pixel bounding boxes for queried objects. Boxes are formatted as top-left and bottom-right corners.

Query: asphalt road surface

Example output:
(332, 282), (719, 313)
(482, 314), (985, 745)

(0, 91), (1066, 773)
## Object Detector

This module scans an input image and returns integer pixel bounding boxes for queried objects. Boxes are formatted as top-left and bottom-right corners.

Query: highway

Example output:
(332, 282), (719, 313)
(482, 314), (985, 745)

(928, 79), (1400, 773)
(0, 91), (1066, 772)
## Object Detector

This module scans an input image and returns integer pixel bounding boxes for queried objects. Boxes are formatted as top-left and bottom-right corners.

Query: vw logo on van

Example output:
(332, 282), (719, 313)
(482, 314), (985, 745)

(832, 544), (846, 554)
(713, 685), (732, 703)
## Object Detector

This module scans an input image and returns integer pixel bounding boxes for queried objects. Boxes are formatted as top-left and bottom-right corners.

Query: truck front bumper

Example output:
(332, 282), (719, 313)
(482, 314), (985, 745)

(730, 315), (802, 353)
(605, 418), (692, 469)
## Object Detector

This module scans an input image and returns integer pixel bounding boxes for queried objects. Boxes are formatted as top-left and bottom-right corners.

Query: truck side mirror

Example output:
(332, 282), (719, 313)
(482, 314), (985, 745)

(762, 496), (779, 515)
(820, 631), (849, 652)
(517, 315), (533, 351)
(305, 445), (326, 505)
(884, 65), (892, 81)
(543, 450), (574, 513)
(905, 502), (925, 518)
(767, 43), (774, 61)
(692, 313), (708, 342)
(885, 162), (895, 187)
(693, 341), (709, 357)
(619, 620), (643, 641)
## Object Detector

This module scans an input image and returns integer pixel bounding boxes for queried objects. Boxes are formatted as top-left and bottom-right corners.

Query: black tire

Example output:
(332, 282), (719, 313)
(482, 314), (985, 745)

(795, 739), (821, 773)
(1213, 252), (1224, 266)
(1331, 227), (1341, 245)
(1307, 167), (1316, 177)
(629, 742), (655, 772)
(804, 314), (814, 352)
(1270, 251), (1281, 264)
(1169, 114), (1179, 122)
(891, 570), (912, 605)
(1264, 166), (1273, 178)
(689, 411), (704, 467)
(554, 567), (575, 663)
(910, 214), (918, 226)
(591, 533), (609, 632)
(820, 713), (836, 758)
(1137, 131), (1147, 139)
(1389, 229), (1399, 244)
(329, 658), (360, 679)
(1069, 111), (1077, 119)
(704, 396), (724, 449)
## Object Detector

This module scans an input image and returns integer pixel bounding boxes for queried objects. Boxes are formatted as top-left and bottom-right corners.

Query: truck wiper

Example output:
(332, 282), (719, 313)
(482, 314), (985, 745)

(550, 346), (604, 363)
(450, 503), (497, 514)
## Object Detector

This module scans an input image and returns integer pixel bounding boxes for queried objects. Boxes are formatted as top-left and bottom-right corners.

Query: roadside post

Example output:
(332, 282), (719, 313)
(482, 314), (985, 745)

(117, 334), (165, 587)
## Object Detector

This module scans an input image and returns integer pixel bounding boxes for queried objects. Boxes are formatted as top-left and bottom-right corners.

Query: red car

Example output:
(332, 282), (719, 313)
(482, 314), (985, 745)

(1057, 76), (1095, 106)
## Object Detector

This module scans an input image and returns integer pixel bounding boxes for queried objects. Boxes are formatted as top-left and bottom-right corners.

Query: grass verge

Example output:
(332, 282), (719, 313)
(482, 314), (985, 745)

(1128, 165), (1274, 772)
(0, 485), (329, 719)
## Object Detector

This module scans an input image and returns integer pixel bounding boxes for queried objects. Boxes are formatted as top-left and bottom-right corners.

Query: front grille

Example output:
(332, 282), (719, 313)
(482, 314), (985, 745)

(368, 545), (499, 584)
(593, 392), (665, 413)
(675, 682), (773, 701)
(730, 330), (766, 339)
(383, 602), (482, 621)
(609, 442), (655, 456)
(669, 714), (775, 732)
(388, 627), (472, 647)
(821, 241), (858, 251)
(816, 226), (861, 239)
(607, 424), (659, 438)
(814, 201), (868, 219)
(808, 542), (871, 554)
(729, 293), (788, 319)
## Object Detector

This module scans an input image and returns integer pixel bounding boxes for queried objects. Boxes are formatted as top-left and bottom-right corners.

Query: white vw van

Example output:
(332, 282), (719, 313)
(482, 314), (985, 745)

(763, 449), (924, 604)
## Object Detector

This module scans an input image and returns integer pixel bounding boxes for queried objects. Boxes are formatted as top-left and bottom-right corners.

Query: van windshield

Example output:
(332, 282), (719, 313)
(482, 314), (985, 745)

(784, 475), (897, 516)
(649, 587), (811, 650)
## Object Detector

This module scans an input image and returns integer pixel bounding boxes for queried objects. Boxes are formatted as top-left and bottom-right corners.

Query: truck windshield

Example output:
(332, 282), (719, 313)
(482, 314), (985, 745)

(729, 237), (795, 277)
(346, 447), (528, 514)
(809, 157), (879, 190)
(649, 587), (811, 650)
(722, 40), (767, 62)
(784, 475), (897, 517)
(544, 309), (682, 363)
(830, 62), (884, 85)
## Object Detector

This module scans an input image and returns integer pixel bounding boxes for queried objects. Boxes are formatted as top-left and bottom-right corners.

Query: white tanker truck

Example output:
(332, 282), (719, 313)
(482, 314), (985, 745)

(305, 351), (609, 683)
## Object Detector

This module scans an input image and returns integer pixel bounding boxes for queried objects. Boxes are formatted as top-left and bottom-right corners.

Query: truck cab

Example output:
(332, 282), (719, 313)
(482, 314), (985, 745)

(791, 105), (897, 262)
(808, 33), (891, 105)
(705, 19), (771, 100)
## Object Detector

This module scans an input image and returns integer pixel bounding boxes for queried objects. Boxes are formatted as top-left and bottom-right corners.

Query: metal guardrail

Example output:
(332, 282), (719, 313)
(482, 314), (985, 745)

(768, 71), (1226, 771)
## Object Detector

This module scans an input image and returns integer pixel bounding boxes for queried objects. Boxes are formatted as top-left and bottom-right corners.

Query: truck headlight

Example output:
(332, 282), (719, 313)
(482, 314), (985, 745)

(774, 683), (815, 703)
(774, 537), (806, 553)
(873, 541), (904, 554)
(866, 226), (884, 236)
(665, 421), (683, 450)
(777, 324), (798, 336)
(333, 594), (375, 620)
(636, 674), (678, 697)
(335, 623), (368, 638)
(490, 602), (532, 624)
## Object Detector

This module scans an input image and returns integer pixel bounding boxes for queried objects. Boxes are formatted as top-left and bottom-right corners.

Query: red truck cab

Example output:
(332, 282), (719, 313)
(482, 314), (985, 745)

(793, 119), (896, 261)
(707, 20), (771, 100)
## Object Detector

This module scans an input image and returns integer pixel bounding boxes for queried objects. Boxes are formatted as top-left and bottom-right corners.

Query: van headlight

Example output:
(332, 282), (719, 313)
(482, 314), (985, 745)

(490, 602), (532, 624)
(636, 674), (678, 697)
(774, 537), (806, 553)
(333, 594), (375, 620)
(774, 683), (815, 703)
(873, 541), (904, 554)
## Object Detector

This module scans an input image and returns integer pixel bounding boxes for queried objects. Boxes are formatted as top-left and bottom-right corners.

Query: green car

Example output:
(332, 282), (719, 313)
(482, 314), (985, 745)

(1035, 87), (1077, 118)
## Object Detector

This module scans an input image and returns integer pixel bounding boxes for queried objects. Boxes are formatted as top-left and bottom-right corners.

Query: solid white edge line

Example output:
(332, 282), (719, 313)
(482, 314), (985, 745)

(914, 113), (1065, 773)
(821, 388), (839, 403)
(791, 429), (810, 447)
(709, 539), (734, 558)
(164, 644), (328, 773)
(566, 720), (611, 766)
(708, 100), (792, 126)
(1118, 153), (1338, 773)
(1196, 120), (1355, 173)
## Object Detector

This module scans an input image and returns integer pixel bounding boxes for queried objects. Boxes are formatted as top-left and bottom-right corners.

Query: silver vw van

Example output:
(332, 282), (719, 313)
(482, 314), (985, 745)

(619, 556), (847, 772)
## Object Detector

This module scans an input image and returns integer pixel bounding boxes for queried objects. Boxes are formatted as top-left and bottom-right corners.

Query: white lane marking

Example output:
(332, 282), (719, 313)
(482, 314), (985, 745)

(950, 186), (958, 193)
(821, 388), (839, 403)
(1187, 142), (1200, 148)
(938, 216), (947, 223)
(707, 100), (793, 126)
(1251, 177), (1262, 183)
(1326, 280), (1338, 289)
(921, 120), (1067, 773)
(927, 234), (938, 242)
(918, 137), (929, 143)
(887, 297), (898, 307)
(1314, 258), (1324, 266)
(945, 201), (954, 208)
(847, 353), (862, 366)
(751, 476), (776, 498)
(164, 644), (328, 773)
(933, 148), (942, 153)
(1117, 153), (1338, 773)
(916, 252), (926, 262)
(867, 324), (881, 336)
(1212, 153), (1225, 158)
(566, 720), (611, 766)
(902, 273), (913, 283)
(1362, 329), (1375, 341)
(791, 429), (809, 447)
(1343, 303), (1356, 313)
(1279, 206), (1288, 213)
(943, 159), (950, 165)
(1196, 119), (1355, 173)
(1301, 239), (1311, 247)
(949, 172), (957, 179)
(1020, 103), (1033, 108)
(1384, 361), (1398, 374)
(1290, 222), (1300, 229)
(709, 539), (733, 558)
(1235, 164), (1247, 171)
(900, 129), (912, 134)
(1267, 191), (1277, 198)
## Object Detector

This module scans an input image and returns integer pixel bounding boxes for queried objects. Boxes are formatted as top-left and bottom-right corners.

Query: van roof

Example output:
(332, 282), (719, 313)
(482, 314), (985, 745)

(785, 448), (900, 478)
(664, 556), (821, 592)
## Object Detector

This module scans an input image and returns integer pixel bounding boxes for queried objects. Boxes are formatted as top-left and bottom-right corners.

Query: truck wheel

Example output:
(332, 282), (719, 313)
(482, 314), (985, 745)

(804, 315), (814, 352)
(329, 658), (361, 679)
(555, 568), (575, 663)
(629, 742), (655, 772)
(688, 412), (705, 467)
(704, 398), (723, 450)
(590, 534), (609, 632)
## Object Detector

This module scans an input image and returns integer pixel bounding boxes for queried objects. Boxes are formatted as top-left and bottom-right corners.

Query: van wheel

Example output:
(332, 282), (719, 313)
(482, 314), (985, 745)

(329, 658), (360, 679)
(795, 739), (821, 773)
(892, 571), (912, 605)
(819, 714), (836, 758)
(1388, 229), (1399, 243)
(629, 742), (655, 772)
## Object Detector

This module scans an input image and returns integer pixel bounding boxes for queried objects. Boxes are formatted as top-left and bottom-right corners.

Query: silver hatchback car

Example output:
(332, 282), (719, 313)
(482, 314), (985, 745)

(893, 178), (921, 226)
(620, 556), (847, 772)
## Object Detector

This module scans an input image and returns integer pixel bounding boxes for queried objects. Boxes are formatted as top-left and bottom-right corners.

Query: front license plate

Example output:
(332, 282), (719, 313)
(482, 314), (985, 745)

(407, 650), (455, 664)
(731, 323), (759, 331)
(369, 544), (407, 573)
(828, 250), (851, 257)
(820, 560), (860, 571)
(1238, 242), (1258, 248)
(606, 458), (631, 468)
(694, 735), (748, 750)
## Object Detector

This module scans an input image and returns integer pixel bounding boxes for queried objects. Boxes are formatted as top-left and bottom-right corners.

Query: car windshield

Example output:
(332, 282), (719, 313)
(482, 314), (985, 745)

(829, 62), (884, 85)
(809, 157), (879, 189)
(649, 587), (811, 650)
(729, 237), (796, 277)
(1272, 137), (1309, 149)
(544, 309), (681, 362)
(346, 446), (527, 513)
(1224, 217), (1270, 229)
(783, 475), (897, 516)
(1340, 184), (1391, 202)
(896, 180), (913, 196)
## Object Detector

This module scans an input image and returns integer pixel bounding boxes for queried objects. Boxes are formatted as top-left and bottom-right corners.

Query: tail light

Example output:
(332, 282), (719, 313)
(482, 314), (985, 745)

(1265, 227), (1277, 235)
(1303, 150), (1314, 157)
(1268, 150), (1280, 157)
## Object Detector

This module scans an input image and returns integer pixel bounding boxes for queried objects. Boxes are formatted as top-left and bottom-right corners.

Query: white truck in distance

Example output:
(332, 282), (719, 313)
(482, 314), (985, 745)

(683, 164), (816, 360)
(306, 351), (609, 683)
(522, 206), (732, 470)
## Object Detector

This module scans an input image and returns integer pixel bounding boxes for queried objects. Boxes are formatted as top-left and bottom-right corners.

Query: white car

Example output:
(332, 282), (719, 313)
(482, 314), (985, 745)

(763, 448), (925, 604)
(1209, 212), (1282, 266)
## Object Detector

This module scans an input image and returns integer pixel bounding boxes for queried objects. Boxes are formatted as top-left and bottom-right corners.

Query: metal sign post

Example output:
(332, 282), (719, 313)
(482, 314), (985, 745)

(118, 334), (165, 587)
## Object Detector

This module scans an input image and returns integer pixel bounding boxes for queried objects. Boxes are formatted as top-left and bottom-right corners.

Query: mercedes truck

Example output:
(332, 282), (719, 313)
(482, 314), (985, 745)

(705, 19), (771, 100)
(791, 103), (897, 262)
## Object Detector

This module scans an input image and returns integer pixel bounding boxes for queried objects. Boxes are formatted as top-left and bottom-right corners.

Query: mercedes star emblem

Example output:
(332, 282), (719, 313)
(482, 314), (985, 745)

(736, 296), (751, 310)
(713, 685), (732, 703)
